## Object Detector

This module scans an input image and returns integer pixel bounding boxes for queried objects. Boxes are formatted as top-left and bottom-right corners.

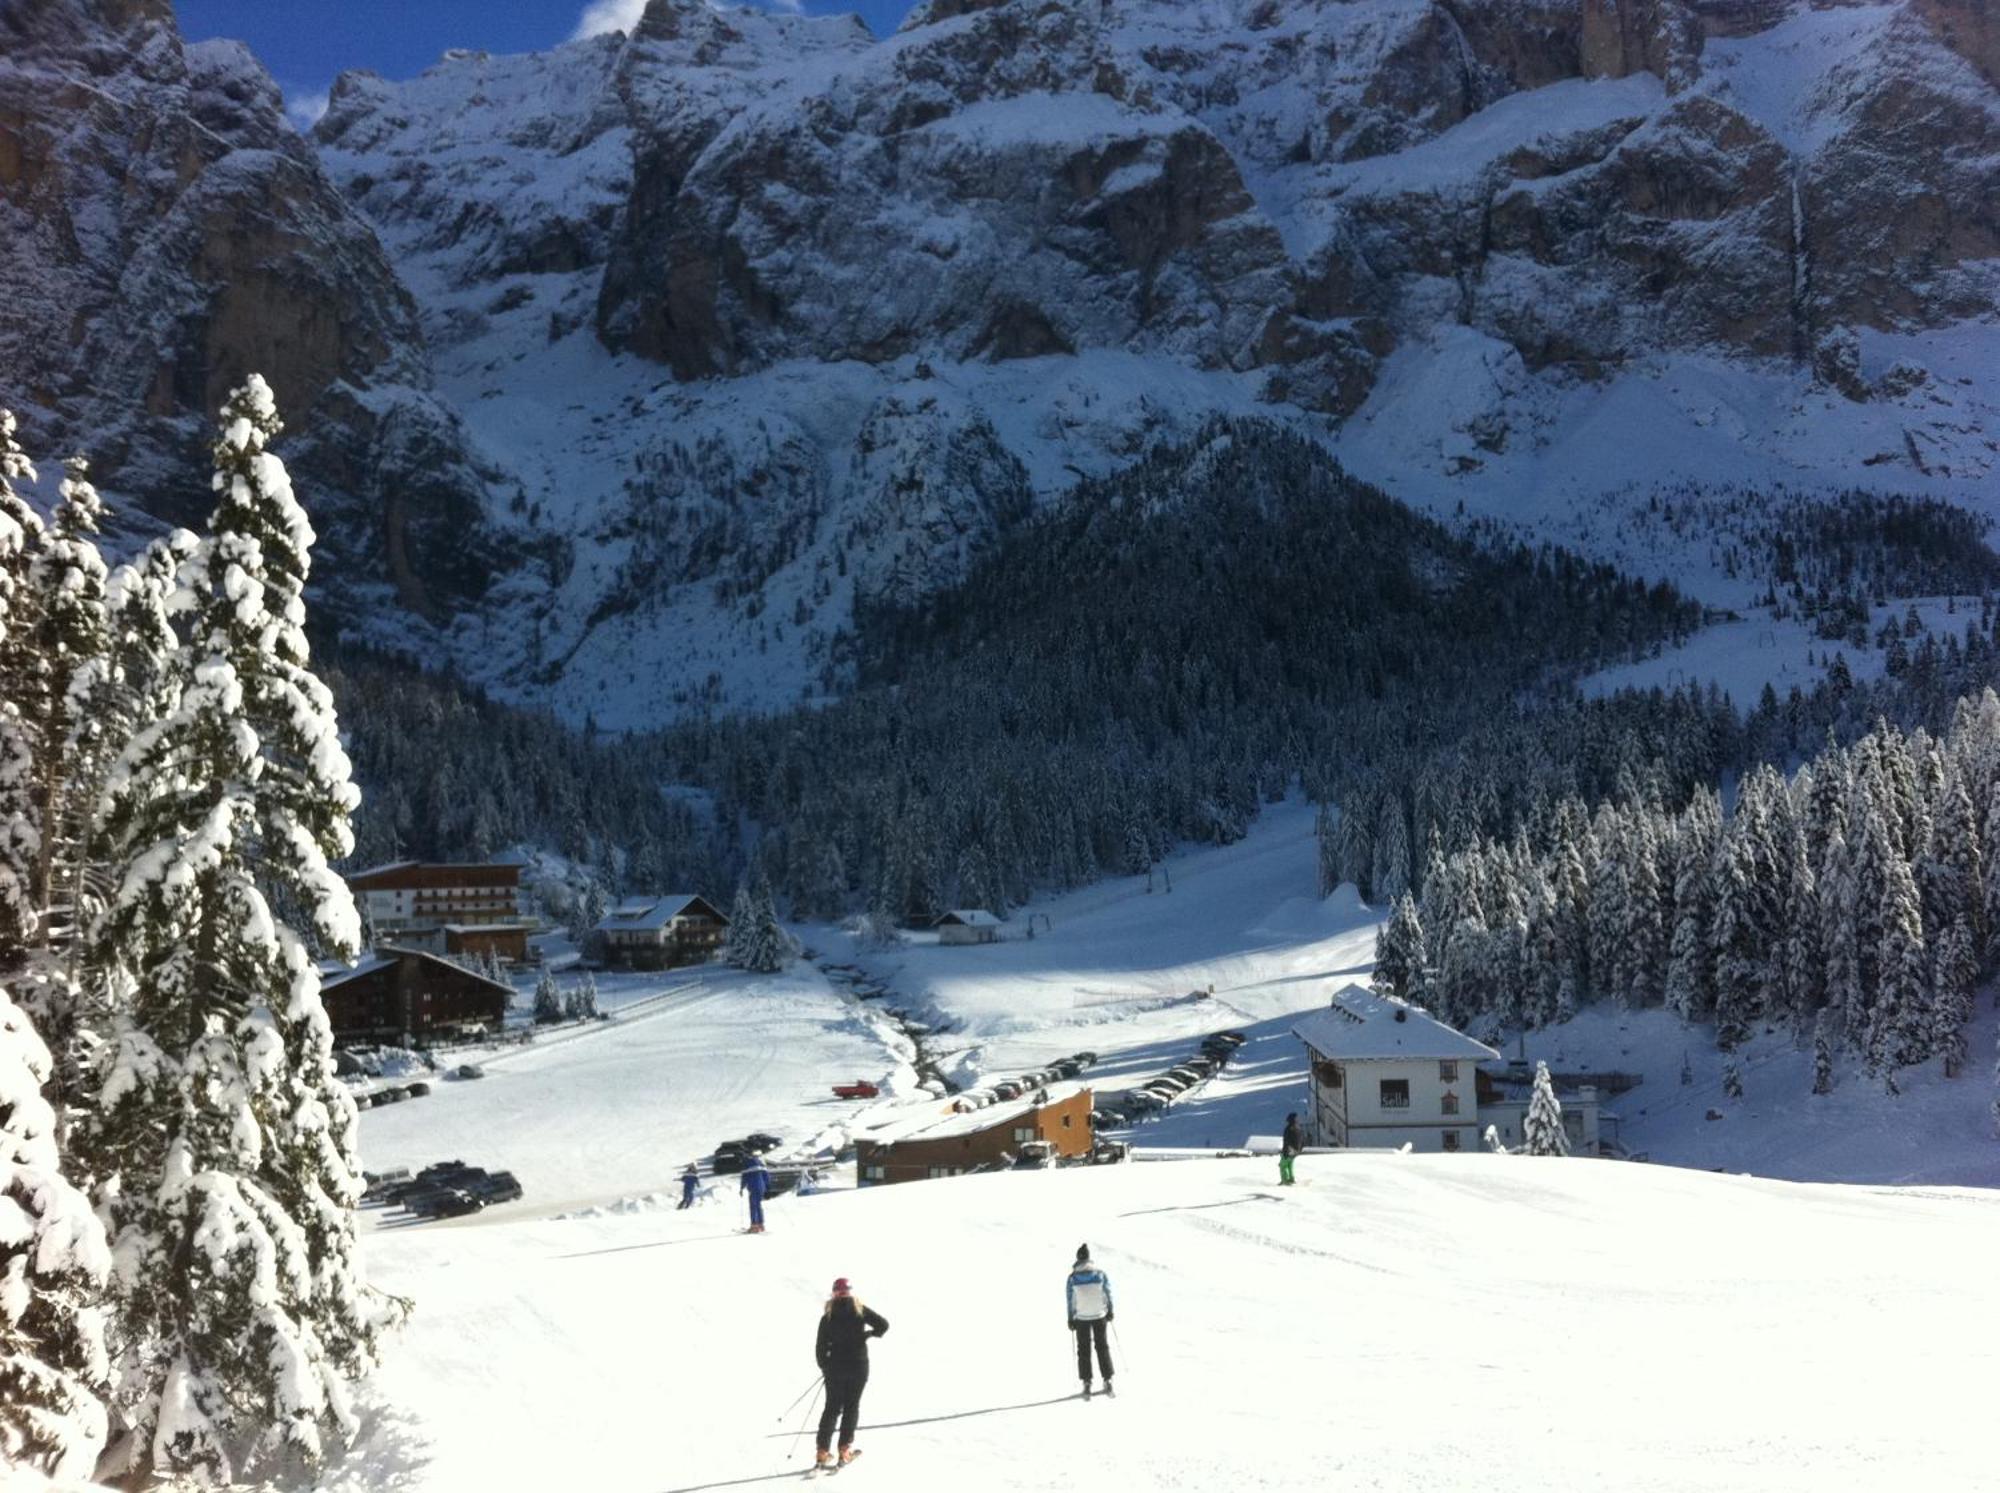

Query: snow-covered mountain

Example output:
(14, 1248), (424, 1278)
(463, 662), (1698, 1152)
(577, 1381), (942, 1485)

(4, 0), (1996, 723)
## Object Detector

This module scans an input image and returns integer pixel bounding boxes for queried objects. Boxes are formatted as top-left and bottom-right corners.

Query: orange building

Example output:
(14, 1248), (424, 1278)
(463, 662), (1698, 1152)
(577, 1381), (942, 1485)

(856, 1086), (1094, 1186)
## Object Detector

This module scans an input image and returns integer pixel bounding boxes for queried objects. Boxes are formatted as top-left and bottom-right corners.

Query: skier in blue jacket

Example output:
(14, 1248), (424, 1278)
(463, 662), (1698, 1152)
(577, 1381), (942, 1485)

(678, 1163), (700, 1210)
(742, 1154), (771, 1233)
(1066, 1244), (1114, 1397)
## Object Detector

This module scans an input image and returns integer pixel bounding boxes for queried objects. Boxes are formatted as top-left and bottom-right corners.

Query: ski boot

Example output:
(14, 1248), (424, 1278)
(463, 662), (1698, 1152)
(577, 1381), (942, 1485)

(814, 1451), (834, 1470)
(839, 1446), (862, 1466)
(1081, 1380), (1093, 1400)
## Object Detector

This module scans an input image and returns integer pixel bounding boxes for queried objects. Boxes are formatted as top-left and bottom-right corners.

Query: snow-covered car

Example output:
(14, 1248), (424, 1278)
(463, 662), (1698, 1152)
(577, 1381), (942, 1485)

(1049, 1059), (1083, 1080)
(1150, 1074), (1190, 1093)
(992, 1081), (1024, 1101)
(1012, 1141), (1055, 1169)
(741, 1132), (783, 1154)
(407, 1080), (432, 1097)
(1071, 1051), (1098, 1066)
(1089, 1109), (1125, 1132)
(454, 1063), (486, 1080)
(1167, 1066), (1204, 1086)
(1124, 1091), (1165, 1113)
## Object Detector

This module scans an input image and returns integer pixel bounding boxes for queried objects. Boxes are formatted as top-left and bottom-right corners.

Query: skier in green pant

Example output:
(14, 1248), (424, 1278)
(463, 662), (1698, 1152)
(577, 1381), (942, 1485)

(1279, 1112), (1303, 1186)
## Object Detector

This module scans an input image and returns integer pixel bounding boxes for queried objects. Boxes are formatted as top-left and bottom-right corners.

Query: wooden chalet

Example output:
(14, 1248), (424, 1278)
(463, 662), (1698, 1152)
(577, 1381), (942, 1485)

(856, 1085), (1093, 1186)
(592, 894), (728, 970)
(320, 947), (511, 1045)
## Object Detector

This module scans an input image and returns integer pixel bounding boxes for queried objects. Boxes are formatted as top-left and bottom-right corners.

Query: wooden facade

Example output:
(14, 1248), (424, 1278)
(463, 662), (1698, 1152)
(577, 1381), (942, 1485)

(444, 922), (533, 964)
(321, 948), (511, 1044)
(594, 894), (728, 970)
(856, 1087), (1093, 1186)
(346, 861), (525, 940)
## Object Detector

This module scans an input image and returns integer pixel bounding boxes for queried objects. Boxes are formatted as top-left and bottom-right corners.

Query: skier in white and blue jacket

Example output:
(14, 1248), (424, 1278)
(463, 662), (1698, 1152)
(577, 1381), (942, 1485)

(1066, 1244), (1115, 1397)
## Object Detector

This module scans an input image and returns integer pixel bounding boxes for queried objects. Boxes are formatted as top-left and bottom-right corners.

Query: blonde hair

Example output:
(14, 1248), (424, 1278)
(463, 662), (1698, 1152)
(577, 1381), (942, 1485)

(823, 1293), (866, 1319)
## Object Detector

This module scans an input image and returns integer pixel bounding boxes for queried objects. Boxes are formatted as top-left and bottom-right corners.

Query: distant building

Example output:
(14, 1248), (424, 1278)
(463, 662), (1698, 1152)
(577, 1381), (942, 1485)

(856, 1085), (1093, 1185)
(320, 948), (511, 1045)
(593, 894), (728, 970)
(1292, 985), (1500, 1154)
(1477, 1069), (1613, 1155)
(934, 909), (1002, 946)
(442, 922), (534, 965)
(346, 862), (526, 951)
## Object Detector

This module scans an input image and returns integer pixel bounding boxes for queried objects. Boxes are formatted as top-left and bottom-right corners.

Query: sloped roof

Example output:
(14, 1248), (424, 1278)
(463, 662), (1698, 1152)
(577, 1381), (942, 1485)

(320, 947), (511, 996)
(595, 893), (724, 933)
(865, 1082), (1091, 1147)
(935, 909), (1001, 928)
(1291, 984), (1499, 1063)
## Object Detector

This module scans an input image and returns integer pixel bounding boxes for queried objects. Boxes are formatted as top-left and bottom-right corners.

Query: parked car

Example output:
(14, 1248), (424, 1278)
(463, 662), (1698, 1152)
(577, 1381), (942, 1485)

(375, 1086), (407, 1104)
(466, 1171), (523, 1205)
(351, 1091), (376, 1109)
(1013, 1141), (1055, 1169)
(1073, 1051), (1099, 1066)
(361, 1168), (411, 1203)
(1124, 1090), (1165, 1113)
(711, 1142), (750, 1174)
(741, 1132), (783, 1154)
(1049, 1059), (1082, 1080)
(1090, 1109), (1125, 1132)
(831, 1079), (880, 1100)
(1182, 1056), (1218, 1077)
(1167, 1066), (1204, 1086)
(1090, 1141), (1131, 1164)
(1150, 1074), (1190, 1093)
(454, 1063), (486, 1080)
(421, 1189), (486, 1220)
(407, 1080), (432, 1098)
(992, 1081), (1023, 1101)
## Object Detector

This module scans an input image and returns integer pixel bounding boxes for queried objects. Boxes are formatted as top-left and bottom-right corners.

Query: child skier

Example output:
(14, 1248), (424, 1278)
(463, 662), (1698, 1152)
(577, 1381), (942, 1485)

(1066, 1244), (1114, 1398)
(1280, 1112), (1304, 1186)
(814, 1277), (889, 1469)
(678, 1162), (700, 1210)
(742, 1153), (771, 1233)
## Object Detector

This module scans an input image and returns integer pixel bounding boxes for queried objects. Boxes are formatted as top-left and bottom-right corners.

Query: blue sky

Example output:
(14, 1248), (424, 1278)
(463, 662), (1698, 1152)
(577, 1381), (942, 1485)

(175, 1), (919, 128)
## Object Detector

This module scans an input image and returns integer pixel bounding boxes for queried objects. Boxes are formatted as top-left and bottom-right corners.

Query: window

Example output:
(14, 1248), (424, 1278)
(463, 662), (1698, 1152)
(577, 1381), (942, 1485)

(1013, 1126), (1037, 1143)
(862, 1165), (885, 1182)
(1441, 1092), (1459, 1116)
(1442, 1130), (1461, 1152)
(1328, 1063), (1343, 1089)
(1061, 1114), (1073, 1128)
(1439, 1061), (1459, 1082)
(1379, 1079), (1410, 1110)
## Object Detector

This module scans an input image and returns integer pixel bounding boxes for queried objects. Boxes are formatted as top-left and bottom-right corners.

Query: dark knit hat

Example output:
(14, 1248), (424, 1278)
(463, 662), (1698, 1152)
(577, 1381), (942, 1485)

(1075, 1244), (1090, 1264)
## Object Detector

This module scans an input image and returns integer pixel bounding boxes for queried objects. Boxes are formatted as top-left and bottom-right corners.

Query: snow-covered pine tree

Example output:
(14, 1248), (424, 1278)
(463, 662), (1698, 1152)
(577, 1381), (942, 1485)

(724, 884), (757, 968)
(1625, 813), (1666, 1009)
(1867, 846), (1931, 1095)
(579, 970), (599, 1020)
(1811, 1010), (1834, 1096)
(533, 965), (564, 1024)
(0, 983), (111, 1478)
(1817, 820), (1860, 1044)
(1722, 1058), (1744, 1099)
(744, 877), (792, 975)
(1708, 827), (1761, 1051)
(0, 410), (47, 952)
(1664, 799), (1718, 1023)
(1371, 893), (1426, 1003)
(1679, 1050), (1692, 1086)
(1932, 913), (1977, 1078)
(80, 377), (398, 1483)
(1482, 1124), (1506, 1154)
(1523, 1062), (1568, 1157)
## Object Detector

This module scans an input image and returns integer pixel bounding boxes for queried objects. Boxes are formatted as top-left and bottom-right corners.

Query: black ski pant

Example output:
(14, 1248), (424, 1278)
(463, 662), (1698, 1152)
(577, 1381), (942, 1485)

(1072, 1320), (1113, 1383)
(816, 1367), (867, 1453)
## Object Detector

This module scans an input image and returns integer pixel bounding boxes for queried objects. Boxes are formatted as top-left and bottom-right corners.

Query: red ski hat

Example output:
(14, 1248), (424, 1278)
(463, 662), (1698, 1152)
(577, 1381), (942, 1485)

(831, 1277), (852, 1296)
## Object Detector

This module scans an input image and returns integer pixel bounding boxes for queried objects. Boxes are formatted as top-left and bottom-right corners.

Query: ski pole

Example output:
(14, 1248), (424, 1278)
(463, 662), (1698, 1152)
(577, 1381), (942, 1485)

(786, 1380), (823, 1461)
(1111, 1320), (1127, 1377)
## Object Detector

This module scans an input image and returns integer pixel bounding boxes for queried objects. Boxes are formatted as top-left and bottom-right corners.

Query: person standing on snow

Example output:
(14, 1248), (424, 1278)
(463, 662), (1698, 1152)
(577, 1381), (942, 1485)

(814, 1277), (888, 1469)
(678, 1162), (700, 1210)
(1066, 1244), (1114, 1398)
(1280, 1112), (1304, 1187)
(742, 1153), (771, 1233)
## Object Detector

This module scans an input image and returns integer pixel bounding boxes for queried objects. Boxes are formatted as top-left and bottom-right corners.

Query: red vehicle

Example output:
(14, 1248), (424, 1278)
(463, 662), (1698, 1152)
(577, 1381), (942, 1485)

(831, 1079), (880, 1100)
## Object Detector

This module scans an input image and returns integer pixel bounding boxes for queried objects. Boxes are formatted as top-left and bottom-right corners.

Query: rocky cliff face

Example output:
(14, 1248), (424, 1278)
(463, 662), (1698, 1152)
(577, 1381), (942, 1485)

(5, 0), (1995, 721)
(0, 0), (495, 616)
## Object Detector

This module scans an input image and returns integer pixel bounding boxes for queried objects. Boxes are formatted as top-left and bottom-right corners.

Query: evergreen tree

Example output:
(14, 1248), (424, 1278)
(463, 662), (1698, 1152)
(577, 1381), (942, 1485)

(1811, 1011), (1834, 1096)
(79, 378), (398, 1482)
(533, 965), (564, 1024)
(1867, 848), (1931, 1094)
(1371, 894), (1426, 1003)
(724, 885), (758, 968)
(742, 877), (792, 975)
(1708, 828), (1762, 1051)
(1523, 1062), (1568, 1157)
(1722, 1058), (1744, 1099)
(0, 410), (45, 951)
(1932, 914), (1977, 1078)
(0, 984), (111, 1478)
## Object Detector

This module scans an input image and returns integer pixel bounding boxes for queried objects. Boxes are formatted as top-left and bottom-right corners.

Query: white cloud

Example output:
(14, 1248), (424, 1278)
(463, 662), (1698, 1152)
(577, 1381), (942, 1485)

(284, 87), (330, 134)
(572, 0), (650, 38)
(571, 0), (802, 39)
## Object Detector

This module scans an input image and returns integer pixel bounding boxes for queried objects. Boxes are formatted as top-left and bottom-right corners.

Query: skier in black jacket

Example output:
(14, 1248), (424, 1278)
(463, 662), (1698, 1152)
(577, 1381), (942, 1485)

(814, 1278), (888, 1469)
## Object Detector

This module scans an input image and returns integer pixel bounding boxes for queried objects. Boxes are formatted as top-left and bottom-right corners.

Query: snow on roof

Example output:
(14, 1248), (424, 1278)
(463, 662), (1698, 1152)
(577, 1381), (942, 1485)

(1291, 984), (1500, 1063)
(442, 921), (539, 933)
(344, 859), (418, 880)
(595, 894), (716, 933)
(935, 909), (1001, 927)
(865, 1082), (1090, 1146)
(318, 950), (399, 988)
